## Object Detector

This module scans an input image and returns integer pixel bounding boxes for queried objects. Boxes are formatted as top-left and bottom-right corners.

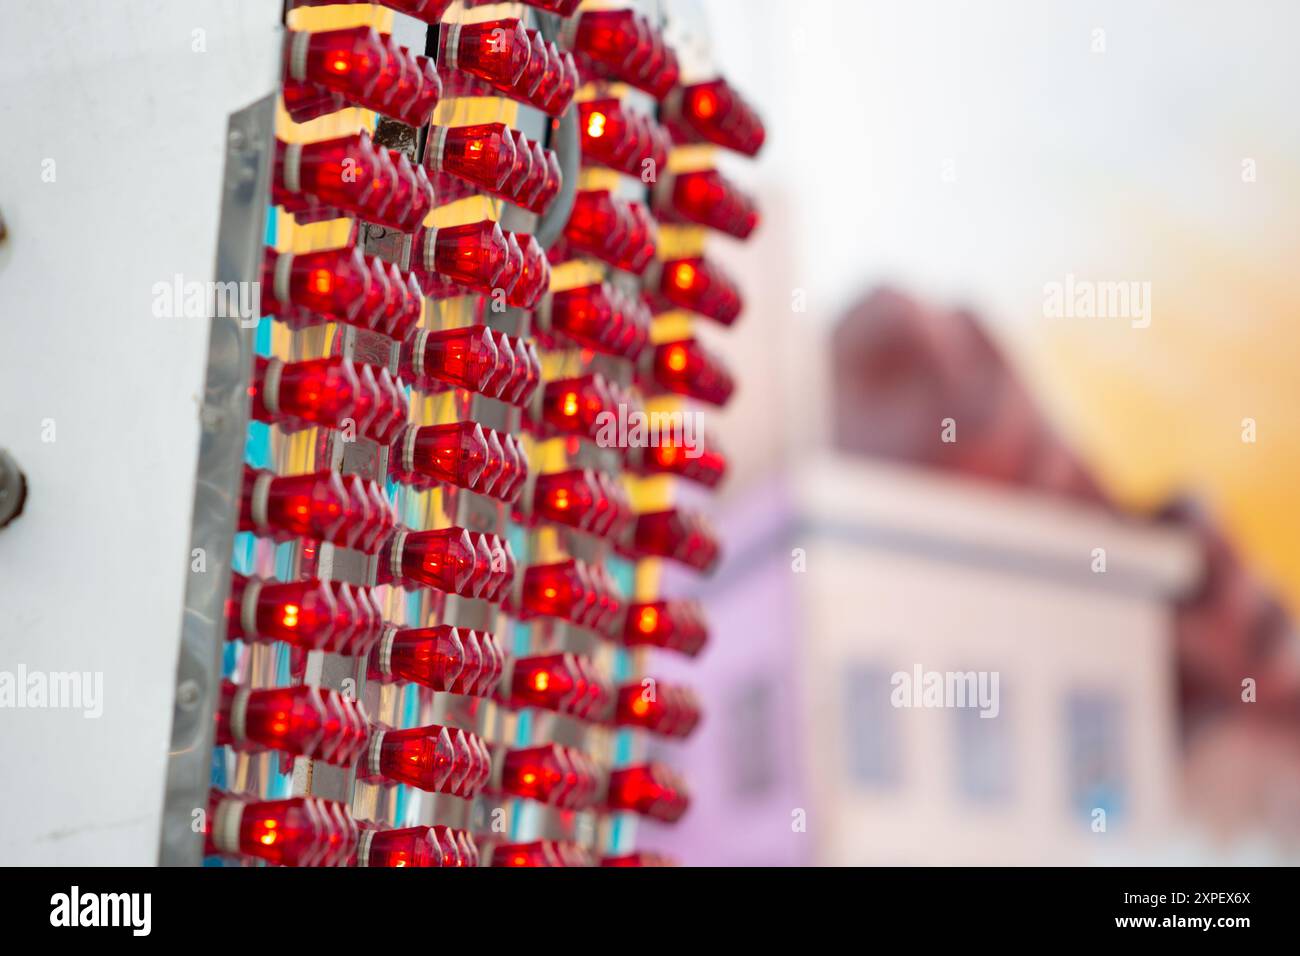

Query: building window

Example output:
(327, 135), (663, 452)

(1064, 690), (1127, 826)
(952, 690), (1013, 804)
(724, 678), (777, 799)
(842, 664), (901, 788)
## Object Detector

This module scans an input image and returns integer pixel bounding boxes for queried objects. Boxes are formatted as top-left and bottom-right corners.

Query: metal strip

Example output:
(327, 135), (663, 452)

(158, 95), (276, 866)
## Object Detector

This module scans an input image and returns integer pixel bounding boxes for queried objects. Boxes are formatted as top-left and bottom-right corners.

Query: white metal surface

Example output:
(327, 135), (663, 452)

(0, 0), (283, 865)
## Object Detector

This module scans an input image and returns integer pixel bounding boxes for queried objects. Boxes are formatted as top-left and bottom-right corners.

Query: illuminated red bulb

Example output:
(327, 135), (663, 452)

(501, 336), (532, 407)
(206, 792), (342, 867)
(426, 122), (517, 191)
(440, 18), (531, 87)
(666, 77), (765, 155)
(506, 234), (545, 309)
(216, 681), (325, 758)
(532, 469), (597, 530)
(381, 526), (475, 593)
(226, 575), (335, 649)
(578, 99), (632, 170)
(657, 168), (758, 239)
(273, 133), (382, 218)
(492, 840), (561, 868)
(637, 600), (706, 655)
(485, 432), (520, 503)
(569, 9), (643, 71)
(614, 201), (656, 274)
(370, 624), (464, 691)
(521, 559), (601, 624)
(334, 475), (373, 549)
(655, 255), (744, 325)
(547, 283), (613, 352)
(385, 44), (422, 117)
(527, 147), (563, 215)
(364, 724), (455, 792)
(414, 219), (507, 292)
(240, 467), (347, 543)
(442, 728), (473, 795)
(392, 420), (488, 490)
(474, 633), (502, 697)
(499, 743), (579, 806)
(354, 481), (396, 553)
(604, 764), (689, 822)
(281, 78), (346, 125)
(286, 27), (388, 103)
(356, 146), (399, 224)
(402, 324), (498, 393)
(357, 826), (441, 868)
(509, 653), (578, 712)
(262, 246), (370, 323)
(564, 190), (624, 260)
(362, 366), (406, 443)
(645, 337), (736, 406)
(536, 374), (615, 441)
(250, 355), (357, 430)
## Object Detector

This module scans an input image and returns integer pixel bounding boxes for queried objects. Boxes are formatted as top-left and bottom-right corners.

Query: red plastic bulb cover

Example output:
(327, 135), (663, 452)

(509, 653), (580, 712)
(369, 624), (465, 692)
(414, 220), (508, 292)
(439, 18), (531, 87)
(356, 826), (442, 868)
(239, 467), (350, 543)
(262, 246), (371, 323)
(604, 763), (690, 822)
(623, 507), (721, 572)
(655, 168), (759, 239)
(620, 599), (708, 656)
(401, 324), (499, 393)
(207, 791), (355, 867)
(364, 724), (456, 792)
(426, 122), (517, 191)
(644, 336), (736, 406)
(392, 420), (489, 490)
(285, 27), (388, 102)
(226, 574), (338, 649)
(381, 526), (476, 593)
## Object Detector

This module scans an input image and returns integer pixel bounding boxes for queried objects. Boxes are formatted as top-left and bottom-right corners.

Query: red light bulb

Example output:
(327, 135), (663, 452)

(365, 724), (456, 792)
(427, 122), (517, 191)
(370, 624), (465, 691)
(440, 18), (531, 87)
(382, 527), (476, 593)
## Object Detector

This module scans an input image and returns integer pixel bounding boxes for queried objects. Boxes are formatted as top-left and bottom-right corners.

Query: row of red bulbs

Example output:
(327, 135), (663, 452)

(227, 574), (386, 656)
(559, 189), (658, 275)
(400, 326), (540, 403)
(564, 8), (680, 100)
(284, 27), (440, 127)
(250, 355), (408, 445)
(391, 421), (528, 504)
(438, 22), (578, 118)
(578, 98), (671, 178)
(273, 132), (432, 232)
(262, 246), (422, 339)
(239, 466), (396, 554)
(215, 681), (371, 767)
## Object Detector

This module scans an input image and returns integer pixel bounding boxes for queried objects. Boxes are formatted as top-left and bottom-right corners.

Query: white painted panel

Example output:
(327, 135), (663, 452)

(0, 0), (283, 865)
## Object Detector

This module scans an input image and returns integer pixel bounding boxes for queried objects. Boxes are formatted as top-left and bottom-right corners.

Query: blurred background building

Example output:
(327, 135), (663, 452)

(647, 0), (1300, 865)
